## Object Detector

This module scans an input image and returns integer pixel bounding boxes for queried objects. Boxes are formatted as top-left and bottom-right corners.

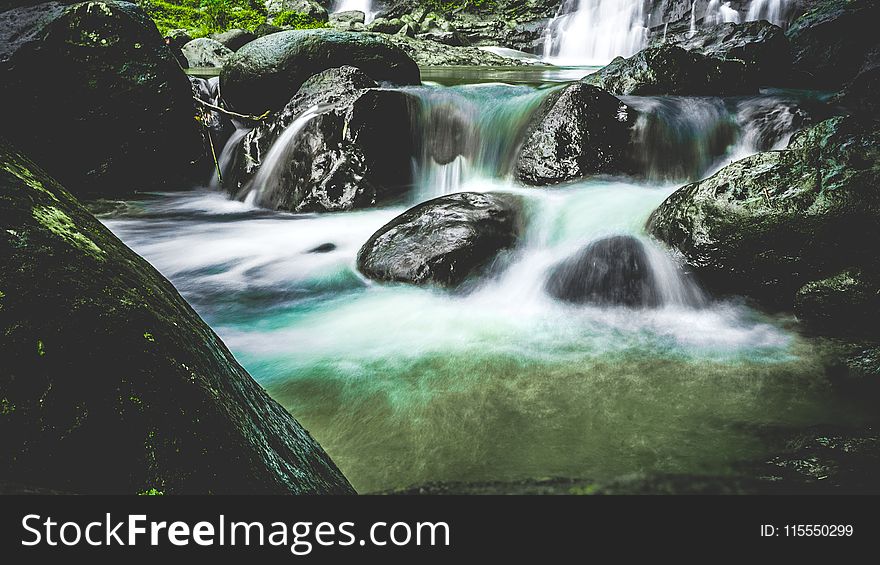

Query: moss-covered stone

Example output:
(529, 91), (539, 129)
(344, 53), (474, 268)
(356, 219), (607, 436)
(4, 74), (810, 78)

(0, 1), (205, 196)
(0, 138), (354, 494)
(794, 269), (880, 334)
(647, 117), (880, 309)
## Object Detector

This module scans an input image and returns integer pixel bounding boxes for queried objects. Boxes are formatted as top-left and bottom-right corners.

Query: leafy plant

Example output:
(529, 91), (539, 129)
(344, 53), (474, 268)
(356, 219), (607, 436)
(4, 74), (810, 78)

(273, 10), (327, 29)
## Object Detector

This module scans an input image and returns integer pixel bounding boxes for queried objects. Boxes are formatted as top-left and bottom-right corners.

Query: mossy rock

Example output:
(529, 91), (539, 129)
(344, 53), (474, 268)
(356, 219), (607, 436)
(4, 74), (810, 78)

(0, 1), (205, 197)
(0, 138), (355, 494)
(220, 29), (420, 115)
(647, 116), (880, 308)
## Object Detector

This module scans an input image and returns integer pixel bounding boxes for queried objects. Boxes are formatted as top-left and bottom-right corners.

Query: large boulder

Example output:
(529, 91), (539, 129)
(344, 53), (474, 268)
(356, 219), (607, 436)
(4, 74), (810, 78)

(582, 44), (757, 96)
(181, 37), (233, 68)
(659, 20), (792, 85)
(221, 29), (421, 115)
(210, 28), (256, 52)
(647, 116), (880, 308)
(227, 66), (414, 213)
(0, 139), (354, 494)
(515, 83), (636, 186)
(834, 45), (880, 122)
(0, 1), (204, 197)
(357, 192), (523, 288)
(545, 236), (660, 307)
(786, 0), (880, 89)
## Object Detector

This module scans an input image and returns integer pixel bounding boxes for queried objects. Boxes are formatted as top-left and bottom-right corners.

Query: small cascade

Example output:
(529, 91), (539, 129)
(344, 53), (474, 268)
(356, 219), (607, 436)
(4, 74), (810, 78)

(405, 84), (551, 200)
(242, 105), (327, 207)
(333, 0), (377, 23)
(625, 94), (814, 182)
(543, 0), (649, 66)
(210, 127), (250, 189)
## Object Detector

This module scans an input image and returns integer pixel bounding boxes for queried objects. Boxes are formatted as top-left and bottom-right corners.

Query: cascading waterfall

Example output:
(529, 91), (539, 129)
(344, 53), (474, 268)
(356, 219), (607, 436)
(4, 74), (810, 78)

(543, 0), (648, 66)
(405, 84), (550, 200)
(746, 0), (789, 27)
(333, 0), (377, 23)
(103, 68), (860, 493)
(242, 105), (327, 207)
(704, 0), (742, 25)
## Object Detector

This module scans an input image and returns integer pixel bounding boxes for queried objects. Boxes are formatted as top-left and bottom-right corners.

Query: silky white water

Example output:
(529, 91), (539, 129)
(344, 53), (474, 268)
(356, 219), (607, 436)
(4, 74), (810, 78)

(543, 0), (648, 65)
(333, 0), (377, 23)
(102, 80), (868, 493)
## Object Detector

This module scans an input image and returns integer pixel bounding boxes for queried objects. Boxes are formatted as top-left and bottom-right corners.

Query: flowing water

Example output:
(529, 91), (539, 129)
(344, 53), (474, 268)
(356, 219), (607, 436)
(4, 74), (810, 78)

(103, 71), (871, 493)
(333, 0), (377, 23)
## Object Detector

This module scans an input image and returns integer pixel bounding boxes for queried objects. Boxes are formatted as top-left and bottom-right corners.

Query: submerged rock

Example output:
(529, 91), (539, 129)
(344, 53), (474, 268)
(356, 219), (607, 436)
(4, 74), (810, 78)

(516, 83), (636, 186)
(647, 116), (880, 309)
(181, 37), (233, 68)
(582, 44), (756, 96)
(357, 192), (523, 288)
(0, 139), (354, 494)
(228, 66), (414, 213)
(0, 1), (204, 196)
(221, 29), (421, 115)
(659, 20), (792, 85)
(210, 28), (256, 52)
(546, 236), (660, 307)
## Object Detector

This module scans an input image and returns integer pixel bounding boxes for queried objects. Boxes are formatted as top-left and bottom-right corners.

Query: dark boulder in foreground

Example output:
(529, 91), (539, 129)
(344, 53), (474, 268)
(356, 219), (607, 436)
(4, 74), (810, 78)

(228, 66), (414, 213)
(515, 83), (636, 186)
(0, 139), (354, 494)
(221, 29), (421, 115)
(660, 20), (792, 85)
(546, 236), (659, 307)
(786, 0), (880, 89)
(357, 192), (523, 288)
(0, 1), (204, 197)
(647, 116), (880, 315)
(582, 45), (756, 96)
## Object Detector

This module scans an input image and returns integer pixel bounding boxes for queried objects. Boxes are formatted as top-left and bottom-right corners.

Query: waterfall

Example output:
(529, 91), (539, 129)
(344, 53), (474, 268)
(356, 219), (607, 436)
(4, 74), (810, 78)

(405, 84), (551, 201)
(242, 105), (327, 207)
(542, 0), (648, 66)
(688, 1), (698, 37)
(746, 0), (789, 27)
(705, 0), (741, 25)
(333, 0), (377, 23)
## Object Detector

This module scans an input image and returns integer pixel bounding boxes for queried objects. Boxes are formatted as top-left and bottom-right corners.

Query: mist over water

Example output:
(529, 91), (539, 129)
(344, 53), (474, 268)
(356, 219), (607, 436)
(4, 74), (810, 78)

(104, 73), (865, 493)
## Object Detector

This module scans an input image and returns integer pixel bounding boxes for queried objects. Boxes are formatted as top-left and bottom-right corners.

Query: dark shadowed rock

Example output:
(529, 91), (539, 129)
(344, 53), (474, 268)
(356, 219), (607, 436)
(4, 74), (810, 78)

(647, 116), (880, 308)
(794, 269), (880, 334)
(658, 20), (792, 84)
(221, 29), (421, 115)
(357, 192), (523, 287)
(0, 1), (204, 196)
(0, 139), (354, 494)
(210, 28), (256, 52)
(835, 46), (880, 122)
(516, 83), (636, 186)
(228, 66), (414, 213)
(786, 0), (880, 89)
(545, 236), (660, 307)
(582, 44), (756, 96)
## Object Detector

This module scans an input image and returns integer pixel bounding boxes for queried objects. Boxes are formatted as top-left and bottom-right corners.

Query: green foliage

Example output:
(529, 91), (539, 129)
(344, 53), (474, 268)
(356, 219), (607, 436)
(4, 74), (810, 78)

(137, 0), (270, 37)
(273, 10), (327, 29)
(423, 0), (498, 14)
(137, 488), (165, 495)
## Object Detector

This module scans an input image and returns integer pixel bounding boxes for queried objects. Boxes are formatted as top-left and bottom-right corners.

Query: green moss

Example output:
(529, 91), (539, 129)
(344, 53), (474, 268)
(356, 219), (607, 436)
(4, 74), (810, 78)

(143, 331), (155, 342)
(32, 205), (105, 258)
(273, 10), (326, 29)
(136, 0), (315, 37)
(37, 339), (45, 357)
(569, 483), (599, 495)
(137, 487), (165, 495)
(0, 398), (14, 415)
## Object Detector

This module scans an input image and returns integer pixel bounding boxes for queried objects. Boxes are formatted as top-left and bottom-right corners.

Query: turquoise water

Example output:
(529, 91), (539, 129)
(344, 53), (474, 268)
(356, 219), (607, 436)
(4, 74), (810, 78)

(102, 80), (874, 493)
